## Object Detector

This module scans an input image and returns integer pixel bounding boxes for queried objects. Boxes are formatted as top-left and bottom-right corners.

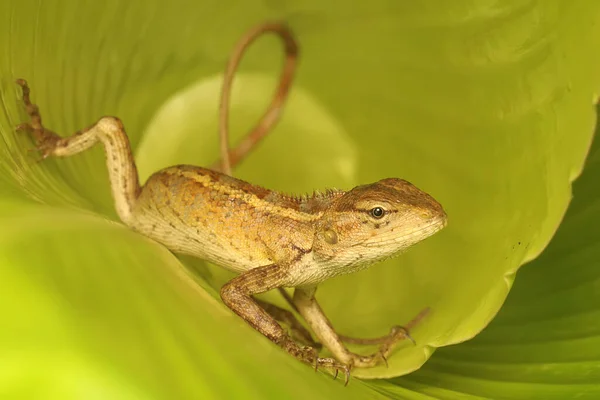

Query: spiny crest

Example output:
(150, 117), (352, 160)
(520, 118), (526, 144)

(273, 187), (347, 215)
(291, 188), (345, 203)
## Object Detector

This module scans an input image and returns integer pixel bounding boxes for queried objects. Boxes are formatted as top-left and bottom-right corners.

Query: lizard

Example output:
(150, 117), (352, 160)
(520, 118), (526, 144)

(14, 22), (448, 384)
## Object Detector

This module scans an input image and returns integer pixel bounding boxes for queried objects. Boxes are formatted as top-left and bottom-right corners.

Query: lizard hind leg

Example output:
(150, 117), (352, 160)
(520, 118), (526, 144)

(15, 79), (141, 225)
(338, 308), (430, 347)
(293, 287), (430, 373)
(279, 283), (424, 348)
(253, 297), (322, 350)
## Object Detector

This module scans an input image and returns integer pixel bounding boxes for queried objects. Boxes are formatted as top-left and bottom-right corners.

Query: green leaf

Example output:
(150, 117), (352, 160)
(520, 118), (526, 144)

(1, 1), (599, 398)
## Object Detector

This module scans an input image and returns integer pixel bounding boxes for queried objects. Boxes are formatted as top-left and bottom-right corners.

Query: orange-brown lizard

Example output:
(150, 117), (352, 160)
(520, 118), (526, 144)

(15, 23), (447, 384)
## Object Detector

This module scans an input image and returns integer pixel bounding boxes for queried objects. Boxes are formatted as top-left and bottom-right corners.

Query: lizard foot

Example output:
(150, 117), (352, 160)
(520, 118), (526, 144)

(338, 308), (431, 369)
(15, 79), (63, 159)
(280, 338), (352, 385)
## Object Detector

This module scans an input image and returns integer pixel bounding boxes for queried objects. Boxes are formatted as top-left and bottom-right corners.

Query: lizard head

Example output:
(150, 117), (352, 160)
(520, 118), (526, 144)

(313, 178), (447, 275)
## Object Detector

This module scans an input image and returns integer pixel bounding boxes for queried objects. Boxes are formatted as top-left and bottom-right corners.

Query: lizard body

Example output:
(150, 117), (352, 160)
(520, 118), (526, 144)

(132, 165), (445, 287)
(15, 25), (446, 382)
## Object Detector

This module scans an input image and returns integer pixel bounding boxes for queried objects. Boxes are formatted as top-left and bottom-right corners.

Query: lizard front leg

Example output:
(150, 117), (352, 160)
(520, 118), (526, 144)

(220, 264), (347, 376)
(16, 79), (141, 225)
(293, 286), (426, 373)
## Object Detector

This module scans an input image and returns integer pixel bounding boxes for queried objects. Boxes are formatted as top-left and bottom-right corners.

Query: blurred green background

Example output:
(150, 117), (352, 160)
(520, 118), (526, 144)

(1, 1), (599, 399)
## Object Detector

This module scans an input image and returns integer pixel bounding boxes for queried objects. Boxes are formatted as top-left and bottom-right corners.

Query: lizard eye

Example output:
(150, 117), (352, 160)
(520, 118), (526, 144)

(370, 207), (385, 219)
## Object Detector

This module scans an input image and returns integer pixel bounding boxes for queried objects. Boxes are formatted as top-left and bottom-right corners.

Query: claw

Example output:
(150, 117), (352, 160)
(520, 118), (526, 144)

(310, 355), (351, 385)
(30, 152), (46, 164)
(405, 330), (416, 346)
(381, 352), (389, 368)
(15, 79), (31, 102)
(16, 123), (31, 132)
(391, 325), (416, 345)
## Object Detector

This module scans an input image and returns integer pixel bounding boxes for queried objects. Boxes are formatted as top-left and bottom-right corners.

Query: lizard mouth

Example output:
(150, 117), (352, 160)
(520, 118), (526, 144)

(439, 212), (449, 229)
(428, 213), (448, 237)
(361, 213), (447, 249)
(419, 215), (447, 238)
(431, 204), (448, 231)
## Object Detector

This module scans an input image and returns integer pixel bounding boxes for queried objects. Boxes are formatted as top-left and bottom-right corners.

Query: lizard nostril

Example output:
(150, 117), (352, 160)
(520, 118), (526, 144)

(420, 210), (433, 220)
(419, 204), (447, 225)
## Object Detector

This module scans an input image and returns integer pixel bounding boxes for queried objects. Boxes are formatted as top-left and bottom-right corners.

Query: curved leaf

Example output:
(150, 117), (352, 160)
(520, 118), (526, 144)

(1, 0), (599, 397)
